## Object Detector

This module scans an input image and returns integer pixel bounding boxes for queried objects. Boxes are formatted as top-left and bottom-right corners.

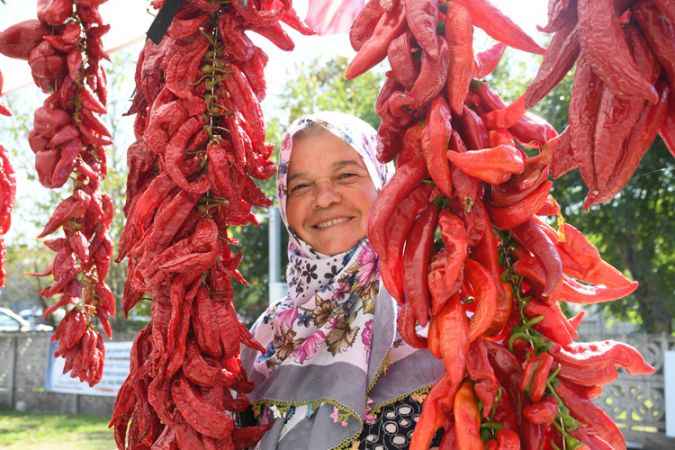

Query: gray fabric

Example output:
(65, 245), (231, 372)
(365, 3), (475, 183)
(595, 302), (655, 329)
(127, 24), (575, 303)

(369, 350), (445, 409)
(366, 283), (395, 390)
(250, 361), (367, 417)
(278, 405), (360, 450)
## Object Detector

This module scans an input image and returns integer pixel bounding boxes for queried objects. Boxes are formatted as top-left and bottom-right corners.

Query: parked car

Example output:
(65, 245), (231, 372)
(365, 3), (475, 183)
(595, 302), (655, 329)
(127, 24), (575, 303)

(0, 307), (53, 332)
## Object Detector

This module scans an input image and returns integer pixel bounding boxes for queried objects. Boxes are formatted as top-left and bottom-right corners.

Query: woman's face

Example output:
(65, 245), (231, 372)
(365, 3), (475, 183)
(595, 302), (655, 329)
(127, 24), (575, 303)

(286, 130), (378, 256)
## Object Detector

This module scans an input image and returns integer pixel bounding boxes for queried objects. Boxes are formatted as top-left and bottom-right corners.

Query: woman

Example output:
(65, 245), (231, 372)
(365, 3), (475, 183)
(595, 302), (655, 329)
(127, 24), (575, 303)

(241, 111), (444, 450)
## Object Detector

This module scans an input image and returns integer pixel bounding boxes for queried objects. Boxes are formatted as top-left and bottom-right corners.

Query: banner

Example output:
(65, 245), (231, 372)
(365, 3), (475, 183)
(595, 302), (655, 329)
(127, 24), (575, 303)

(44, 340), (131, 397)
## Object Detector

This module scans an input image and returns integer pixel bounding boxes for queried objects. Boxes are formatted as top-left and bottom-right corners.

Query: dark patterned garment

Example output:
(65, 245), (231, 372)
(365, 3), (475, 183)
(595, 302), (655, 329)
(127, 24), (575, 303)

(358, 395), (442, 450)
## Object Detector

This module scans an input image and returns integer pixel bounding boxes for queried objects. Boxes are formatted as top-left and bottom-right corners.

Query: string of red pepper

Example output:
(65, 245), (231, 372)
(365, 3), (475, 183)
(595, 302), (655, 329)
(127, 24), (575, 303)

(347, 1), (658, 449)
(505, 0), (675, 208)
(0, 0), (113, 386)
(109, 0), (312, 448)
(0, 69), (16, 289)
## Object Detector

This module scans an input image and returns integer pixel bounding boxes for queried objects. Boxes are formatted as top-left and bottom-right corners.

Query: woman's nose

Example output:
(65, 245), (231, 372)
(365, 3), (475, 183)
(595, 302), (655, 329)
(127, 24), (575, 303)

(313, 181), (340, 208)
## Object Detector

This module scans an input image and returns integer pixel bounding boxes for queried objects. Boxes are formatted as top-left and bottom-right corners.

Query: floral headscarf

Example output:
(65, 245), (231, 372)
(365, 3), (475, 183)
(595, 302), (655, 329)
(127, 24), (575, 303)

(240, 112), (443, 450)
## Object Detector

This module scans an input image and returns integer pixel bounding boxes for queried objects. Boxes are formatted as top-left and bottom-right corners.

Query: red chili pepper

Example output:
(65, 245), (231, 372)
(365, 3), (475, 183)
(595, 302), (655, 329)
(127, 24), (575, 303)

(449, 131), (483, 212)
(438, 210), (468, 298)
(467, 339), (499, 417)
(422, 97), (453, 197)
(445, 1), (474, 115)
(571, 427), (613, 450)
(345, 1), (406, 80)
(454, 381), (483, 450)
(524, 22), (579, 109)
(382, 183), (432, 302)
(456, 0), (545, 54)
(557, 360), (619, 387)
(592, 25), (658, 194)
(439, 295), (470, 385)
(457, 105), (489, 149)
(403, 203), (439, 326)
(536, 196), (560, 217)
(368, 161), (427, 267)
(409, 37), (449, 108)
(512, 218), (563, 297)
(410, 376), (457, 450)
(553, 340), (656, 376)
(406, 0), (439, 59)
(387, 32), (419, 90)
(448, 144), (525, 185)
(488, 180), (552, 230)
(488, 129), (514, 147)
(463, 259), (498, 342)
(472, 81), (558, 147)
(589, 82), (670, 206)
(577, 0), (658, 104)
(524, 300), (575, 347)
(486, 95), (526, 130)
(539, 0), (577, 33)
(349, 0), (385, 50)
(474, 43), (506, 79)
(529, 353), (554, 402)
(523, 396), (558, 425)
(555, 380), (626, 450)
(496, 429), (521, 450)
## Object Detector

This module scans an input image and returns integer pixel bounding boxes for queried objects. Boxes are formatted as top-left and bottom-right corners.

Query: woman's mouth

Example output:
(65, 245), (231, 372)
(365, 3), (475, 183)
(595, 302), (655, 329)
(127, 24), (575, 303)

(313, 217), (353, 230)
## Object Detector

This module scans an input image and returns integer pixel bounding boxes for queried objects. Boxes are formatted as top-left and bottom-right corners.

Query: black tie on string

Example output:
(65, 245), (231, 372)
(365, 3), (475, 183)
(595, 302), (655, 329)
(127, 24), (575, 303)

(146, 0), (185, 44)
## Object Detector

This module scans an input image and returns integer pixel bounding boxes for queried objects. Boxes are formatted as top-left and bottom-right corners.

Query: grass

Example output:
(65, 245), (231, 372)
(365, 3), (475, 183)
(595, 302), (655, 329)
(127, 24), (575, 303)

(0, 409), (115, 450)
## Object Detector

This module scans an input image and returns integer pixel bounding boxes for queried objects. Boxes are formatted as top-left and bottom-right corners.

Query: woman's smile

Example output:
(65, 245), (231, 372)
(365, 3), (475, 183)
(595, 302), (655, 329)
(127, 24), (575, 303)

(312, 216), (354, 230)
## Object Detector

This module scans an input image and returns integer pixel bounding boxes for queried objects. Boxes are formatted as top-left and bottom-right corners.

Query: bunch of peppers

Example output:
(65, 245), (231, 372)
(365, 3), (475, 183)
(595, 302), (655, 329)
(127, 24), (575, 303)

(0, 69), (15, 288)
(507, 0), (675, 208)
(0, 0), (113, 386)
(109, 0), (312, 448)
(348, 1), (656, 449)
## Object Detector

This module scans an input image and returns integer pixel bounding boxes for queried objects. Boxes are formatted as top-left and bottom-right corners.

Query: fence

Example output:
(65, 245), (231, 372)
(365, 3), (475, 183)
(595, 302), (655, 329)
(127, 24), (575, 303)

(0, 331), (674, 447)
(0, 331), (134, 416)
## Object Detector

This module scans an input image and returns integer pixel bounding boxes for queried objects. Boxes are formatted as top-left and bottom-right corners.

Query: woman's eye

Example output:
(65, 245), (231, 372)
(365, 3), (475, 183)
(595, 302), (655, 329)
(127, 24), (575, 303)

(338, 172), (358, 181)
(290, 183), (309, 193)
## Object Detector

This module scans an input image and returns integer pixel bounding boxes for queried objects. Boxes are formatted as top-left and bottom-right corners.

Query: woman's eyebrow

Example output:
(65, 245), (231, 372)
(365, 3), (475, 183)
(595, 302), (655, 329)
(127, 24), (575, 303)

(332, 160), (365, 170)
(288, 172), (307, 183)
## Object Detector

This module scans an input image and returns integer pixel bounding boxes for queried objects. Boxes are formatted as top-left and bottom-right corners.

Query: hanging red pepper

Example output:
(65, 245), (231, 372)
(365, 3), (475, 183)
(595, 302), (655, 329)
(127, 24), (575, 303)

(488, 180), (552, 229)
(406, 0), (439, 58)
(410, 376), (457, 450)
(463, 258), (498, 342)
(345, 1), (406, 80)
(456, 0), (546, 55)
(447, 144), (525, 185)
(438, 295), (470, 385)
(422, 97), (453, 197)
(383, 183), (432, 302)
(403, 203), (439, 326)
(474, 43), (507, 79)
(438, 209), (468, 297)
(445, 1), (474, 115)
(453, 381), (483, 450)
(523, 396), (558, 425)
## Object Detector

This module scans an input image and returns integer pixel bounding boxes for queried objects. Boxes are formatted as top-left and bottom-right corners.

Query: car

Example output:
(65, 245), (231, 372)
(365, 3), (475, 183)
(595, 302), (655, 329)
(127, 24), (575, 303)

(0, 307), (53, 332)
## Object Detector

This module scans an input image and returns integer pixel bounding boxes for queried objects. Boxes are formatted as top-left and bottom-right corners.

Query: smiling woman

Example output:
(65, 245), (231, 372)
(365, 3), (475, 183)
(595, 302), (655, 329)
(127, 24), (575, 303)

(239, 111), (445, 450)
(286, 126), (377, 256)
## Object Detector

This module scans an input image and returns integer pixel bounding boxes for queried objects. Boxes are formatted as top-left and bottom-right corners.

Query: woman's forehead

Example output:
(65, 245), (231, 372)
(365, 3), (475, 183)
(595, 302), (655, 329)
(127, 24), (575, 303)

(288, 131), (366, 176)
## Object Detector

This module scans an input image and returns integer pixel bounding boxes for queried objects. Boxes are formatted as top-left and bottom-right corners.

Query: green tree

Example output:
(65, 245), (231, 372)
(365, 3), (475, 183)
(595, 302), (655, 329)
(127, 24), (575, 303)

(490, 59), (675, 333)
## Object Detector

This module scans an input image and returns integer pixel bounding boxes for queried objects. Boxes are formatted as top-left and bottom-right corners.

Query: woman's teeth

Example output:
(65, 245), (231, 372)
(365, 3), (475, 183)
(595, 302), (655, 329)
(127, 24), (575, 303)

(315, 217), (351, 229)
